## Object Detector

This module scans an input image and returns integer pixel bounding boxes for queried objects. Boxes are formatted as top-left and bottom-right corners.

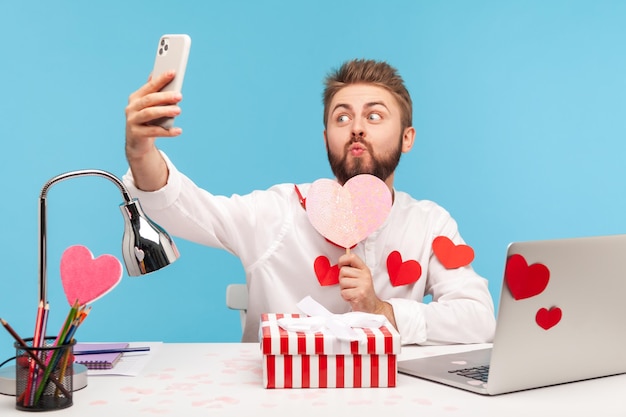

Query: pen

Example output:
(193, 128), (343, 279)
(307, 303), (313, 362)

(73, 347), (151, 355)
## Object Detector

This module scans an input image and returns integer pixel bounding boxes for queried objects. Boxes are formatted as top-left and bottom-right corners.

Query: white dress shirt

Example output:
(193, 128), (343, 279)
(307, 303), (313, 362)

(123, 152), (496, 344)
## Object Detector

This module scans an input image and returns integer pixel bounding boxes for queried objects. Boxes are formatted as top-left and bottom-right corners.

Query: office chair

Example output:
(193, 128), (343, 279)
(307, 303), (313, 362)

(225, 283), (248, 332)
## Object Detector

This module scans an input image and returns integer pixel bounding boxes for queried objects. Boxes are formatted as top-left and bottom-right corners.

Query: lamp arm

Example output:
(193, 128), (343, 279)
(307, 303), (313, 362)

(40, 169), (133, 203)
(38, 169), (132, 303)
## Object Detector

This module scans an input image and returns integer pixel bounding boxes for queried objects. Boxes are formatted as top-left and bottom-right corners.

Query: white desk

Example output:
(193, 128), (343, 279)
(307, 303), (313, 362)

(1, 343), (624, 416)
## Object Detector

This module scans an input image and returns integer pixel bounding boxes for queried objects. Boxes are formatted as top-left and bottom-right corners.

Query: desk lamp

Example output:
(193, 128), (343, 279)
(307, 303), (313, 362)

(0, 169), (180, 396)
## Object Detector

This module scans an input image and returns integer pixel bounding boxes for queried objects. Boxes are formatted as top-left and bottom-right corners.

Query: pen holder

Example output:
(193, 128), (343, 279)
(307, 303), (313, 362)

(14, 337), (75, 411)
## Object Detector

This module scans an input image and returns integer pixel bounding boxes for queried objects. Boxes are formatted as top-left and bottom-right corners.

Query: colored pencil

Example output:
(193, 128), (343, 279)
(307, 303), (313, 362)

(33, 300), (81, 403)
(63, 304), (89, 344)
(54, 342), (74, 398)
(40, 303), (50, 346)
(26, 302), (51, 406)
(32, 301), (45, 346)
(52, 299), (80, 347)
(23, 301), (45, 405)
(0, 318), (71, 399)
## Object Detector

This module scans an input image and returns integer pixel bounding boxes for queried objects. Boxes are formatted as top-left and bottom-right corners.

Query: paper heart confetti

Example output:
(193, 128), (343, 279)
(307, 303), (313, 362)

(60, 245), (123, 305)
(432, 236), (475, 269)
(535, 307), (562, 330)
(387, 251), (422, 287)
(504, 254), (550, 300)
(306, 174), (392, 249)
(466, 380), (484, 386)
(314, 256), (340, 286)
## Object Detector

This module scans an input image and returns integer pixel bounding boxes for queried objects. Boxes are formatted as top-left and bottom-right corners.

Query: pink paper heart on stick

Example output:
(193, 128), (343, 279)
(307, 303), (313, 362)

(60, 245), (123, 305)
(306, 174), (392, 248)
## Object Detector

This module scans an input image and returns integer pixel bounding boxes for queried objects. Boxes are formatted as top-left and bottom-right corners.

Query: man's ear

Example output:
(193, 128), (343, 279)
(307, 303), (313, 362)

(323, 129), (328, 146)
(401, 126), (416, 153)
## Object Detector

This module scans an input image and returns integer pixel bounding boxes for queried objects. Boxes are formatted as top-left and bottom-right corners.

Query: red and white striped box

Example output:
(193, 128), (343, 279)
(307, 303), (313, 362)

(260, 313), (401, 389)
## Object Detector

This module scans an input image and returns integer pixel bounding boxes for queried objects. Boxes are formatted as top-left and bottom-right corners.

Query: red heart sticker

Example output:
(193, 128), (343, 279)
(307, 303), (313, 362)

(314, 256), (339, 286)
(505, 254), (550, 300)
(387, 251), (422, 287)
(432, 236), (475, 269)
(60, 245), (123, 305)
(536, 307), (562, 330)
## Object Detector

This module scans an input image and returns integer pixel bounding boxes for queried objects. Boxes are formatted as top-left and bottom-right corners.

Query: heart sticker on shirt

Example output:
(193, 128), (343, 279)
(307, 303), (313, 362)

(387, 251), (422, 287)
(504, 254), (550, 300)
(536, 307), (562, 330)
(432, 236), (475, 269)
(60, 245), (123, 305)
(306, 174), (392, 249)
(314, 256), (339, 286)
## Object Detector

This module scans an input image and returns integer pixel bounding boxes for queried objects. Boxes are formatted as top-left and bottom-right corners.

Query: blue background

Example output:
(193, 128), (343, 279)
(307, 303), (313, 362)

(1, 0), (625, 361)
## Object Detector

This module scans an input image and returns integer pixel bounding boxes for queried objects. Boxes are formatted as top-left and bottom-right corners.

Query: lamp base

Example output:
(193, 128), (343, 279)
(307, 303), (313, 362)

(0, 364), (88, 396)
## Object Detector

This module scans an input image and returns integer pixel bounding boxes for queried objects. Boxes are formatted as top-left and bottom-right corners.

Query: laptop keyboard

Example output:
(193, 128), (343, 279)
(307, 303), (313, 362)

(449, 365), (490, 382)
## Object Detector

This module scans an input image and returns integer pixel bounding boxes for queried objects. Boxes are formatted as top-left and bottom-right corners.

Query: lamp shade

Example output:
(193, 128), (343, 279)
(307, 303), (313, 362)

(120, 198), (179, 276)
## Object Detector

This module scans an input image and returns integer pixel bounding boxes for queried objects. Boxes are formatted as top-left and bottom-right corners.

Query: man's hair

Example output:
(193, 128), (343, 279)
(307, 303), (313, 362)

(323, 59), (413, 130)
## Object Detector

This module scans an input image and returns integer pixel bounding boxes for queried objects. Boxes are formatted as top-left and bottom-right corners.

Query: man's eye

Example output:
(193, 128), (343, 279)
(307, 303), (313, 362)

(337, 115), (350, 122)
(368, 113), (382, 121)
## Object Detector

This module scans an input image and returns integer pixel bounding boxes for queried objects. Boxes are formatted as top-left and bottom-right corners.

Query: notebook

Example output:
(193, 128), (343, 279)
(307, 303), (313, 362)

(74, 342), (129, 370)
(398, 233), (626, 395)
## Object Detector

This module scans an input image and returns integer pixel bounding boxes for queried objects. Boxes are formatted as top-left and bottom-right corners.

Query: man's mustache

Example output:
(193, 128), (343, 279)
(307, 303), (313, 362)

(346, 137), (373, 153)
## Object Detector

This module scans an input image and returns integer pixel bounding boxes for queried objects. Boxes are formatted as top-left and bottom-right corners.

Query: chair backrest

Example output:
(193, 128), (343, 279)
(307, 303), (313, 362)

(225, 283), (248, 332)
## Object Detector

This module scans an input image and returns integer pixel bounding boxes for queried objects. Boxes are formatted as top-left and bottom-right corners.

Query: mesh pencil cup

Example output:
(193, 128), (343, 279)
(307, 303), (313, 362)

(14, 337), (75, 411)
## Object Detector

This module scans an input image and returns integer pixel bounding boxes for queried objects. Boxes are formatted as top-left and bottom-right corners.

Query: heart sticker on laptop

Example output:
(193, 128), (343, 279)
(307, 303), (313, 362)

(535, 307), (562, 330)
(60, 245), (123, 305)
(306, 174), (392, 249)
(504, 254), (550, 300)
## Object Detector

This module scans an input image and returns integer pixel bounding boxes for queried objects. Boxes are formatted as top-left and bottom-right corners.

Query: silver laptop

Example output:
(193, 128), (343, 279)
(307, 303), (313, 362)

(398, 234), (626, 395)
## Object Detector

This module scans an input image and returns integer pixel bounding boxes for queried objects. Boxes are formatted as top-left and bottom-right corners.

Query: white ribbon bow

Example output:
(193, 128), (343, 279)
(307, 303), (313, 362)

(277, 296), (387, 342)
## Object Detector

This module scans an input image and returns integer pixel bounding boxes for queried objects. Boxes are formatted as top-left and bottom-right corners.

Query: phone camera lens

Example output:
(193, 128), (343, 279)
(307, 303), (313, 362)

(164, 44), (169, 52)
(159, 48), (163, 55)
(161, 39), (165, 46)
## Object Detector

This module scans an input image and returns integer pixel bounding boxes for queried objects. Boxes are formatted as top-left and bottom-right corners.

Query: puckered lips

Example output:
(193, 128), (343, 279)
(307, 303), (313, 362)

(348, 142), (368, 157)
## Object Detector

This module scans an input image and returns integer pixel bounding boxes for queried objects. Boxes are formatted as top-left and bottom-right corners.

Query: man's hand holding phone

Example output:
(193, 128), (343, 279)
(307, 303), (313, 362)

(124, 34), (191, 192)
(125, 71), (182, 157)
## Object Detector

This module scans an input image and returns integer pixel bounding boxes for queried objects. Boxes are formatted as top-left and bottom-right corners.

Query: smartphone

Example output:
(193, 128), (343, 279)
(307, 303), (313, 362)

(148, 34), (191, 129)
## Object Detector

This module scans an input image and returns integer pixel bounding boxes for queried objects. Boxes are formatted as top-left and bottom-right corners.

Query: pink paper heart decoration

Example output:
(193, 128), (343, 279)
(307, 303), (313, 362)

(306, 174), (392, 248)
(60, 245), (123, 305)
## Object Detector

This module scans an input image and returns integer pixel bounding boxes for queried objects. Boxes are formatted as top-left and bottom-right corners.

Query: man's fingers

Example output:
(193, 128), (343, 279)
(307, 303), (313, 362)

(128, 124), (182, 139)
(133, 71), (176, 99)
(127, 90), (182, 115)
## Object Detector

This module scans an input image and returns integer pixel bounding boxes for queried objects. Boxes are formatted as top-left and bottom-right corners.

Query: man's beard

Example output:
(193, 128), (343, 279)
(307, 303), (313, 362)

(327, 136), (402, 185)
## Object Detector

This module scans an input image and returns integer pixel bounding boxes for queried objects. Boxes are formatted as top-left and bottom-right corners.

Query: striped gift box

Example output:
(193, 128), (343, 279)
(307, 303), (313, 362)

(260, 313), (400, 389)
